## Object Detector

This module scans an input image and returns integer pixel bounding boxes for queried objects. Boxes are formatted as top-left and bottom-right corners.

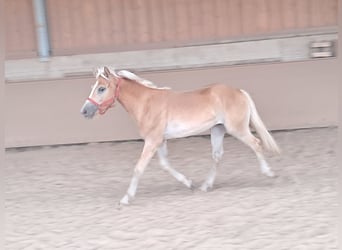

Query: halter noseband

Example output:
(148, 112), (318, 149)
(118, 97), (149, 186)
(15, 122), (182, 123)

(87, 78), (121, 115)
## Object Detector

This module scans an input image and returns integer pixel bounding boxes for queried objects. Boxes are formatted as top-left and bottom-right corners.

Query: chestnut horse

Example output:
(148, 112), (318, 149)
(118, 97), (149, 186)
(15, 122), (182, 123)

(81, 67), (280, 205)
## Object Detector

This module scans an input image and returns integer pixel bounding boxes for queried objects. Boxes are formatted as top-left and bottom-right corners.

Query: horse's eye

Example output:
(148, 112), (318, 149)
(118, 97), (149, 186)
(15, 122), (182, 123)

(98, 87), (106, 93)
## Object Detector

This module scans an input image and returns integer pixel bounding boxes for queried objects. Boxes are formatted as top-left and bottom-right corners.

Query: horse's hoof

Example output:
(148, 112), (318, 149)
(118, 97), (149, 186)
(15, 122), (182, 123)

(119, 195), (130, 206)
(264, 170), (276, 178)
(199, 184), (212, 192)
(189, 181), (196, 191)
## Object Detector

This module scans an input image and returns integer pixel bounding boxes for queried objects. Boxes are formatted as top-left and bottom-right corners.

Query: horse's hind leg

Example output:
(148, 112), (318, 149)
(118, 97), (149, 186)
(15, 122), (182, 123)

(200, 124), (226, 192)
(231, 128), (275, 177)
(158, 141), (193, 189)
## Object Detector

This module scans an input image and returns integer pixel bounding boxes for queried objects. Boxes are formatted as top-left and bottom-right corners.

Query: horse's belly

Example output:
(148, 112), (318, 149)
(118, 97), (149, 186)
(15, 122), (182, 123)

(164, 120), (218, 139)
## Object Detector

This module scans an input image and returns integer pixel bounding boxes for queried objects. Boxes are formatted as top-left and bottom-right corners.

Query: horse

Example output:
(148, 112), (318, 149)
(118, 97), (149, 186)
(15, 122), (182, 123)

(80, 66), (280, 206)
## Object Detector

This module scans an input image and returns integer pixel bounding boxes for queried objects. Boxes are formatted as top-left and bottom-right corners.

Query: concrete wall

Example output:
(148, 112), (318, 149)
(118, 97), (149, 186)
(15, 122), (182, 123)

(5, 58), (338, 148)
(5, 32), (338, 82)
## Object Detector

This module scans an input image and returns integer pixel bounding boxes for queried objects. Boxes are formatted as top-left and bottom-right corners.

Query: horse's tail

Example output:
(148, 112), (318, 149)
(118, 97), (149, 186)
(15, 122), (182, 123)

(240, 90), (280, 155)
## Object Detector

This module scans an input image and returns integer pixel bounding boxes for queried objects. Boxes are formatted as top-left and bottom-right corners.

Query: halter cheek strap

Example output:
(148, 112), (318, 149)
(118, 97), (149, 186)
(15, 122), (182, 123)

(87, 78), (121, 115)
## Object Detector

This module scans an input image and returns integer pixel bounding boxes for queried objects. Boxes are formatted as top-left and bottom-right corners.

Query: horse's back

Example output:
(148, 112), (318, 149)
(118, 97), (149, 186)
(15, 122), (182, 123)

(188, 83), (246, 109)
(206, 83), (242, 97)
(165, 83), (245, 111)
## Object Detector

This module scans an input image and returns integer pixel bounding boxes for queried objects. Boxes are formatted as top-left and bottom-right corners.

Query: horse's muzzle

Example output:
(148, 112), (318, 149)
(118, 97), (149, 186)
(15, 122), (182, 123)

(80, 101), (98, 119)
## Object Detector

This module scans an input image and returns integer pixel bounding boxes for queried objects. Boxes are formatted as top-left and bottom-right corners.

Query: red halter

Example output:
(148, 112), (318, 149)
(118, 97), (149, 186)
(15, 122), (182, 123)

(87, 78), (121, 115)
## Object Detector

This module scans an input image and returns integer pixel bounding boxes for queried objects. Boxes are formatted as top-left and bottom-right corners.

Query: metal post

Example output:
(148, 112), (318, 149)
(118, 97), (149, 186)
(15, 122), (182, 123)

(32, 0), (50, 61)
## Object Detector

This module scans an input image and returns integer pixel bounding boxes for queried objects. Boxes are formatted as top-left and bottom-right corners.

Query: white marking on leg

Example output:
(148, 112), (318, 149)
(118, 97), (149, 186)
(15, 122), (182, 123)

(158, 141), (193, 188)
(127, 172), (140, 197)
(200, 125), (225, 192)
(257, 153), (275, 177)
(232, 129), (276, 178)
(119, 142), (157, 205)
(120, 170), (141, 205)
(200, 166), (217, 192)
(119, 194), (130, 205)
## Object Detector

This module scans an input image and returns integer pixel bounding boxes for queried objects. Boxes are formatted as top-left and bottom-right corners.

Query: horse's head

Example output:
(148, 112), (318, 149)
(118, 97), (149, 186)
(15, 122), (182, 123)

(80, 66), (120, 118)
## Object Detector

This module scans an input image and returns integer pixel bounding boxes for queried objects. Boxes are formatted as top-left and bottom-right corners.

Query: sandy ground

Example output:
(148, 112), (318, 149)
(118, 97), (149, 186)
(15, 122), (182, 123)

(5, 127), (338, 250)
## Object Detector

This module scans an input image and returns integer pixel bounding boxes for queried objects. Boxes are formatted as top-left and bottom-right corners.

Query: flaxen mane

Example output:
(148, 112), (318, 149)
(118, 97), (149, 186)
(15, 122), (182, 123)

(95, 67), (169, 90)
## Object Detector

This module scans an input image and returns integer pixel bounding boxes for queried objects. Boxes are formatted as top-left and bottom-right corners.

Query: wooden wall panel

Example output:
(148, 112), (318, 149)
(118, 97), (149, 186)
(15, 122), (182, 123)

(110, 0), (126, 46)
(282, 0), (297, 30)
(296, 0), (311, 29)
(228, 0), (243, 36)
(216, 0), (229, 38)
(5, 0), (37, 59)
(162, 0), (176, 42)
(324, 0), (338, 26)
(5, 0), (338, 58)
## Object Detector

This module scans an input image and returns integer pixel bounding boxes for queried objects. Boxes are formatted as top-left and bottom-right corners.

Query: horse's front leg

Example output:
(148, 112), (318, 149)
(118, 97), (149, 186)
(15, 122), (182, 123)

(158, 141), (194, 189)
(119, 140), (159, 206)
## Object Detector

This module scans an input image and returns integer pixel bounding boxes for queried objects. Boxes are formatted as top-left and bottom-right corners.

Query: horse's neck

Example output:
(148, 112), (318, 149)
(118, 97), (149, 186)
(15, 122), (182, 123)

(117, 79), (152, 123)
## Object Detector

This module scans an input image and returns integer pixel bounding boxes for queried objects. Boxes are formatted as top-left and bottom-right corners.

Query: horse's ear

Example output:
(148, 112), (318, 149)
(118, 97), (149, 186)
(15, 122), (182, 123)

(103, 66), (111, 78)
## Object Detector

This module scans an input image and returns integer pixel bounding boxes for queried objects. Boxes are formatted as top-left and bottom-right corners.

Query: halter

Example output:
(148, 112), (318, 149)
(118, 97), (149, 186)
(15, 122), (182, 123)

(87, 78), (122, 115)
